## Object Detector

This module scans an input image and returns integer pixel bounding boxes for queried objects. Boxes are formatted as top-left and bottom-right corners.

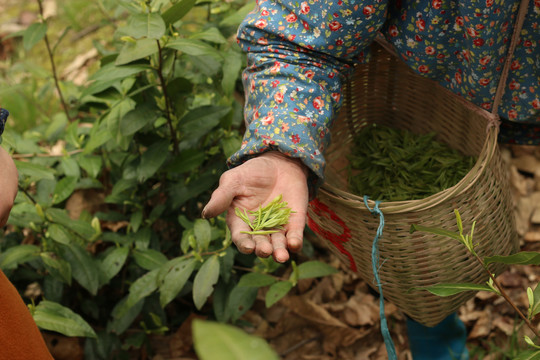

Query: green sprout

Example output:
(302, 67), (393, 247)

(235, 195), (294, 235)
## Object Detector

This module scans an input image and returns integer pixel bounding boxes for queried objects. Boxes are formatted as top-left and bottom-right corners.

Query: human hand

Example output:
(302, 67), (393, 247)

(0, 147), (18, 227)
(202, 151), (309, 263)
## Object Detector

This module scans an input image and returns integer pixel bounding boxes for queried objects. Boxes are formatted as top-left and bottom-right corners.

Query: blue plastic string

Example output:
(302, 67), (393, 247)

(363, 195), (398, 360)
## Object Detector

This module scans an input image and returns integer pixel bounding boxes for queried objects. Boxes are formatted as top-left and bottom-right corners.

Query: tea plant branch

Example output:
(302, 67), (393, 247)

(232, 265), (289, 282)
(95, 0), (118, 27)
(473, 252), (540, 339)
(12, 149), (83, 159)
(411, 212), (540, 340)
(156, 40), (178, 154)
(19, 186), (37, 205)
(37, 0), (72, 123)
(279, 335), (323, 357)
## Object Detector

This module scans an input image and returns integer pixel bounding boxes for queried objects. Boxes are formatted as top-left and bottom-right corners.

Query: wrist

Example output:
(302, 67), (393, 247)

(260, 151), (309, 179)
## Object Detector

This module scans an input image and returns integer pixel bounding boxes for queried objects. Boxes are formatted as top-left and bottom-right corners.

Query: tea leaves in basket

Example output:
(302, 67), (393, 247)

(347, 124), (476, 201)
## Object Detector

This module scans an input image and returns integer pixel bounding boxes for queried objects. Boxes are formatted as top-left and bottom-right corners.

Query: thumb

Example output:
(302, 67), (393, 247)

(202, 187), (234, 219)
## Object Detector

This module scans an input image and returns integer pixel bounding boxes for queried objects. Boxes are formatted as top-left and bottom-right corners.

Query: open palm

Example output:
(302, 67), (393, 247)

(202, 151), (309, 263)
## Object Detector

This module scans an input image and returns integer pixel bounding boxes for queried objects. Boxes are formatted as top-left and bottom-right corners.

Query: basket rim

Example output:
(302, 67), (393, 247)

(318, 125), (499, 214)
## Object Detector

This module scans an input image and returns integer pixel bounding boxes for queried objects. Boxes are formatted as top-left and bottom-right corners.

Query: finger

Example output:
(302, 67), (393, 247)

(270, 232), (289, 263)
(285, 210), (306, 252)
(202, 187), (235, 219)
(227, 210), (255, 254)
(202, 169), (243, 219)
(252, 234), (273, 258)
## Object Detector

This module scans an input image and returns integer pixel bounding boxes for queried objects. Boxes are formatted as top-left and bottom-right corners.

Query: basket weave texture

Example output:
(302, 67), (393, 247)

(306, 42), (519, 327)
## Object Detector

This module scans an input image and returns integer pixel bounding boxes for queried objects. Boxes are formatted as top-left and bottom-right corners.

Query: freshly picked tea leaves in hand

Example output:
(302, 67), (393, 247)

(348, 124), (476, 201)
(235, 195), (294, 235)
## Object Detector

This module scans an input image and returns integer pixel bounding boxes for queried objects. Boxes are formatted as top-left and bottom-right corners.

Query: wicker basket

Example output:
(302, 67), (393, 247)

(306, 41), (519, 327)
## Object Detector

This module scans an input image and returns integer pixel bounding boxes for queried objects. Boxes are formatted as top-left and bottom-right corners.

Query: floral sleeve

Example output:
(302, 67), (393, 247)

(229, 0), (389, 191)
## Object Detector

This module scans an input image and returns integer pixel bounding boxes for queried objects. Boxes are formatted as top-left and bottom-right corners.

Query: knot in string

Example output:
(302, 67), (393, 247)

(363, 196), (398, 360)
(486, 113), (501, 135)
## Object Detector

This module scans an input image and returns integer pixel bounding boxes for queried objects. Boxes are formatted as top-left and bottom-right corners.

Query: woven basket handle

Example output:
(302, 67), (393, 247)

(491, 0), (530, 118)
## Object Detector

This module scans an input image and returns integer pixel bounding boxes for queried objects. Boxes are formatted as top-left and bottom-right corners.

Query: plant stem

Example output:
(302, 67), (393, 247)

(12, 149), (83, 159)
(37, 0), (72, 122)
(19, 186), (37, 205)
(473, 252), (540, 339)
(156, 40), (179, 154)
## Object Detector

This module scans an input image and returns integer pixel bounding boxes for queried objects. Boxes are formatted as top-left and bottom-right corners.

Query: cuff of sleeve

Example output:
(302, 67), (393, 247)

(0, 108), (8, 136)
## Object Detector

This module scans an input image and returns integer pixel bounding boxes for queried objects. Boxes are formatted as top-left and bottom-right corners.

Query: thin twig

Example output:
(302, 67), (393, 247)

(279, 335), (323, 357)
(19, 186), (37, 205)
(12, 149), (83, 159)
(156, 40), (178, 154)
(37, 0), (72, 122)
(474, 253), (540, 339)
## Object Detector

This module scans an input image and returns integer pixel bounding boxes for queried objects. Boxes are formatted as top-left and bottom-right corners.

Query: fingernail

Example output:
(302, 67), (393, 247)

(201, 206), (208, 219)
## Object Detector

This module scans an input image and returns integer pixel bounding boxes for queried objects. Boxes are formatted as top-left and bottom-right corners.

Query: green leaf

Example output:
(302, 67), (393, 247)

(130, 211), (143, 233)
(100, 247), (130, 285)
(179, 106), (230, 140)
(524, 336), (540, 350)
(14, 160), (55, 181)
(40, 252), (72, 285)
(297, 261), (338, 279)
(47, 224), (72, 245)
(237, 273), (277, 288)
(46, 208), (97, 240)
(409, 224), (462, 241)
(166, 39), (222, 59)
(227, 284), (258, 322)
(221, 50), (242, 95)
(53, 176), (78, 204)
(484, 252), (540, 266)
(60, 157), (80, 178)
(132, 249), (168, 271)
(424, 283), (495, 297)
(265, 281), (293, 307)
(137, 141), (170, 182)
(192, 320), (279, 360)
(514, 350), (540, 360)
(165, 149), (205, 174)
(107, 296), (144, 335)
(59, 243), (100, 295)
(162, 0), (196, 24)
(120, 103), (159, 136)
(193, 255), (220, 310)
(116, 38), (158, 66)
(190, 27), (227, 44)
(89, 63), (147, 82)
(122, 13), (165, 39)
(33, 301), (96, 338)
(126, 268), (159, 308)
(0, 245), (40, 270)
(194, 219), (211, 251)
(23, 22), (48, 51)
(158, 257), (197, 307)
(84, 126), (113, 154)
(78, 155), (103, 179)
(530, 284), (540, 318)
(220, 1), (256, 27)
(221, 136), (242, 159)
